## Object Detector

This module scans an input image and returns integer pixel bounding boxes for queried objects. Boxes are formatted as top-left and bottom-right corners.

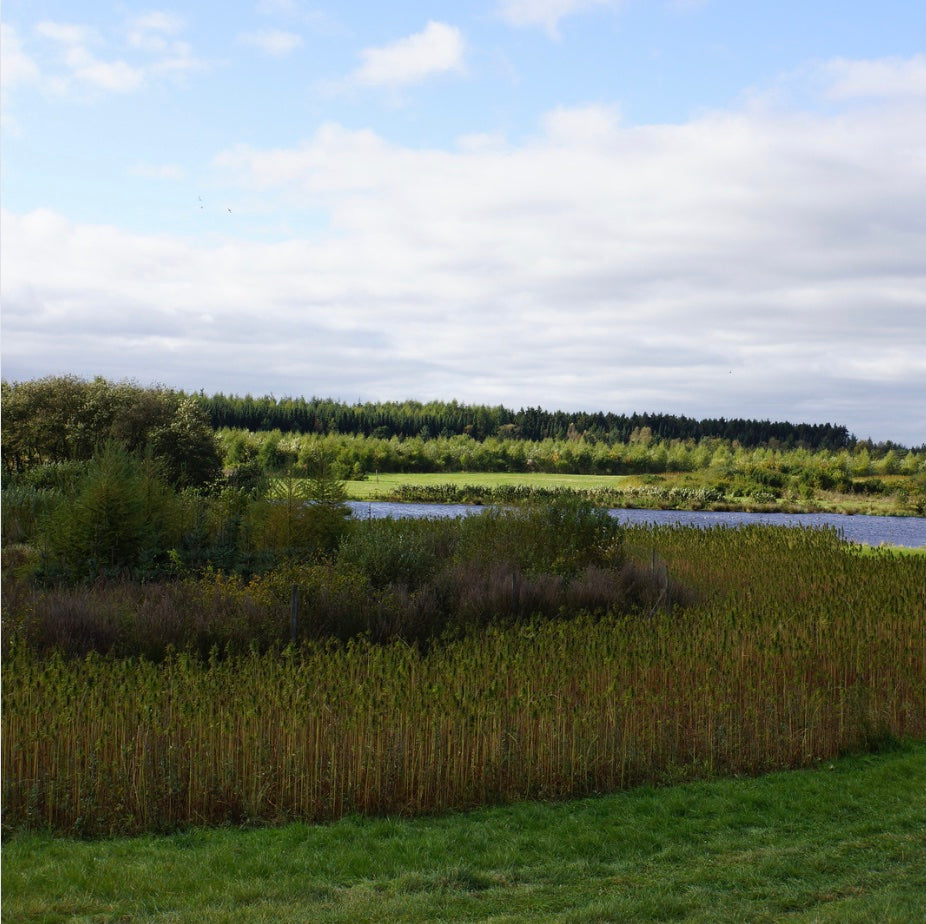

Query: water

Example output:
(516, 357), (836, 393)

(347, 501), (926, 548)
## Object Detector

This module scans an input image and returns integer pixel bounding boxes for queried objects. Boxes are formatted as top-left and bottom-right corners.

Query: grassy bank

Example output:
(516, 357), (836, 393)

(342, 470), (922, 516)
(4, 741), (924, 923)
(347, 471), (631, 498)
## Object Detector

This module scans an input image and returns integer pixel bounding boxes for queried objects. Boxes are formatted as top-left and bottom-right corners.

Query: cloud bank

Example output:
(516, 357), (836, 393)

(2, 56), (925, 443)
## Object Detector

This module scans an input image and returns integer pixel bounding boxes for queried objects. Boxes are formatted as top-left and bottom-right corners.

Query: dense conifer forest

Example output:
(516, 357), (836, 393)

(202, 391), (859, 450)
(5, 377), (916, 472)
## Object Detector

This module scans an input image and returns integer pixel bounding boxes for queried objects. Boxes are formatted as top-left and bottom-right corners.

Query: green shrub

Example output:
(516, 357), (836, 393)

(455, 496), (623, 578)
(337, 517), (457, 591)
(38, 443), (182, 582)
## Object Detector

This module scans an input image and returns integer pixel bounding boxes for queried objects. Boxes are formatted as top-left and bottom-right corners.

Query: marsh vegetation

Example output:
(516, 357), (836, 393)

(4, 520), (924, 835)
(2, 376), (924, 839)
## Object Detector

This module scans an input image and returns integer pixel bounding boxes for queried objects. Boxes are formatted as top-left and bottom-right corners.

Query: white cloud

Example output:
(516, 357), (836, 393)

(347, 21), (465, 88)
(496, 0), (620, 37)
(22, 14), (203, 97)
(254, 0), (343, 35)
(0, 23), (40, 133)
(36, 20), (145, 93)
(149, 42), (202, 77)
(35, 21), (99, 46)
(4, 57), (926, 442)
(125, 11), (202, 78)
(821, 54), (926, 100)
(256, 0), (301, 15)
(541, 103), (621, 144)
(1, 23), (40, 89)
(126, 11), (185, 51)
(238, 28), (303, 57)
(67, 48), (145, 93)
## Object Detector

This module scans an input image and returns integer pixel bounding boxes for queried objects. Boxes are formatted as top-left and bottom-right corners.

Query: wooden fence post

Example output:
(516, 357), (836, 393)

(290, 584), (299, 642)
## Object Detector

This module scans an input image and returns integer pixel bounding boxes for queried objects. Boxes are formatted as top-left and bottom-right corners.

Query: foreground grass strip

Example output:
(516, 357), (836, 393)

(4, 741), (925, 923)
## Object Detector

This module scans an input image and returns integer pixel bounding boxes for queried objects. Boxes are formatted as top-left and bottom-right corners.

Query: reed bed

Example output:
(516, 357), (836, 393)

(3, 525), (925, 836)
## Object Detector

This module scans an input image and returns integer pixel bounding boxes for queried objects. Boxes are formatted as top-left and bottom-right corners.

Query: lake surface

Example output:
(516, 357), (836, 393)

(347, 501), (926, 548)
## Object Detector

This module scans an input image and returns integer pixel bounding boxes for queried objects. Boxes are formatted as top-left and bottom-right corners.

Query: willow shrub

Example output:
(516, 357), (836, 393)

(6, 496), (629, 654)
(3, 499), (635, 656)
(37, 443), (184, 583)
(454, 496), (623, 577)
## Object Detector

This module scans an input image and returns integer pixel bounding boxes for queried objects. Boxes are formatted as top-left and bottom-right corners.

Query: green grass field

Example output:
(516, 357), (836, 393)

(344, 470), (634, 499)
(4, 741), (924, 923)
(341, 470), (917, 516)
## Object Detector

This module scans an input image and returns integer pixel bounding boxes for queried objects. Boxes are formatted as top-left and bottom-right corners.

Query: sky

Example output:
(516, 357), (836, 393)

(2, 1), (925, 445)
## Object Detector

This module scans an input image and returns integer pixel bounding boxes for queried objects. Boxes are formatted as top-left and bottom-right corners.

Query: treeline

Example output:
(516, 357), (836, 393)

(219, 429), (926, 487)
(204, 393), (858, 451)
(1, 376), (221, 489)
(3, 378), (912, 478)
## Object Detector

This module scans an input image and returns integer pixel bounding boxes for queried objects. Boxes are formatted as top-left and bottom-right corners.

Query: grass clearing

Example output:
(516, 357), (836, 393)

(344, 471), (635, 500)
(849, 543), (926, 558)
(4, 741), (925, 923)
(342, 470), (919, 516)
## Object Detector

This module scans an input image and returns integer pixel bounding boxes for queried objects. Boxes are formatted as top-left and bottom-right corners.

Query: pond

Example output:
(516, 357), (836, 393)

(347, 501), (926, 548)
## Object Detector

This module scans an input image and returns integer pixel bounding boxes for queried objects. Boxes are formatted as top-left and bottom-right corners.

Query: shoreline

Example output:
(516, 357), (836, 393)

(345, 485), (925, 520)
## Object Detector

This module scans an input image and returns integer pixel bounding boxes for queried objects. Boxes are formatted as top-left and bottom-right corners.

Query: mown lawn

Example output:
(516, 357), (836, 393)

(4, 741), (924, 923)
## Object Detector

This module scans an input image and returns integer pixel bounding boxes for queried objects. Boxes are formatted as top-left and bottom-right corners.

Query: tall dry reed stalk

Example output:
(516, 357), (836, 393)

(4, 526), (925, 835)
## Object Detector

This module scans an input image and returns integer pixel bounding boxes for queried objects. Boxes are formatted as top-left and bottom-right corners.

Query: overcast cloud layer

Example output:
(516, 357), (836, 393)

(2, 2), (925, 444)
